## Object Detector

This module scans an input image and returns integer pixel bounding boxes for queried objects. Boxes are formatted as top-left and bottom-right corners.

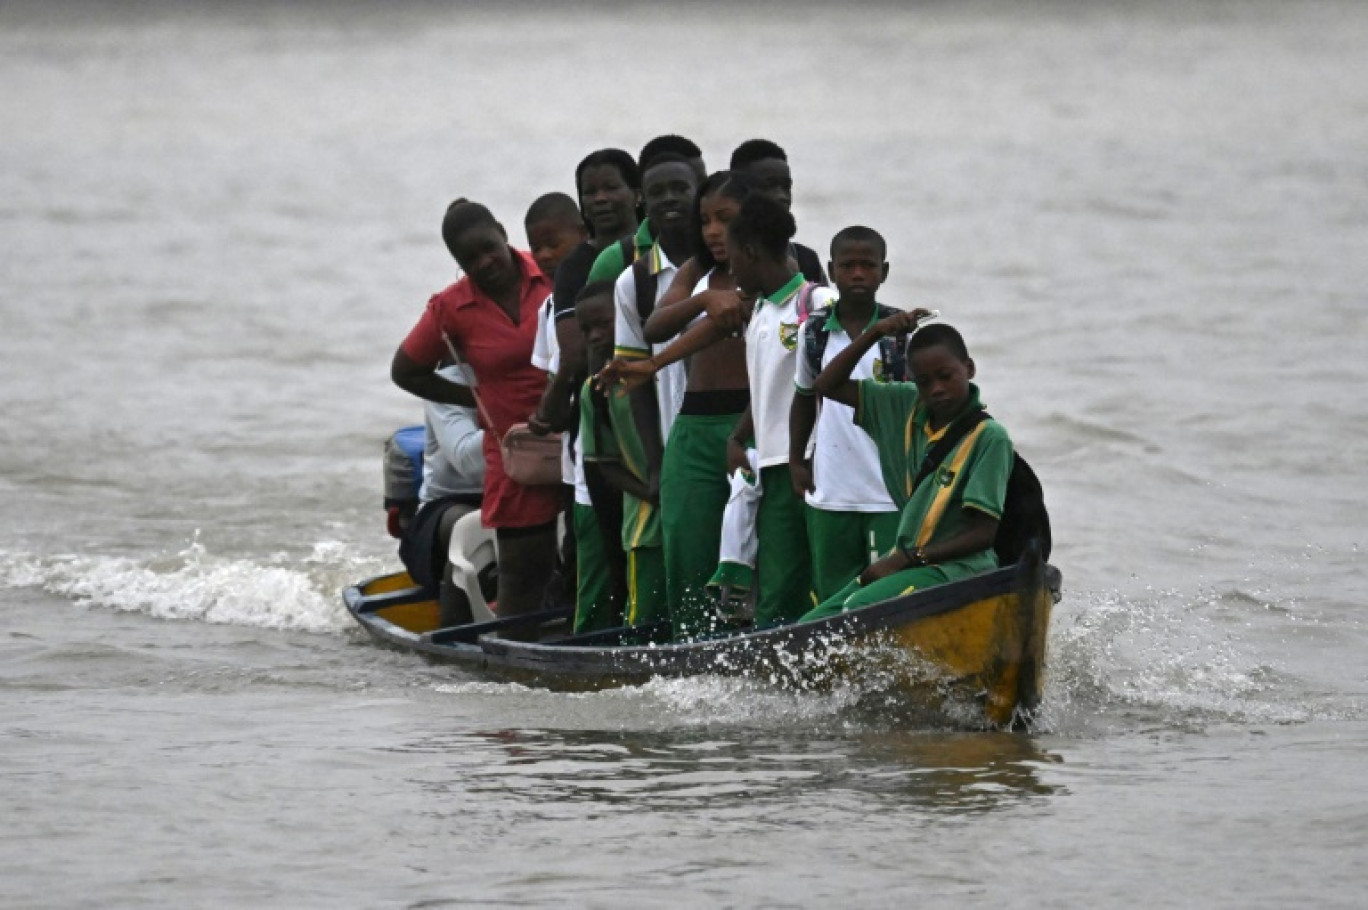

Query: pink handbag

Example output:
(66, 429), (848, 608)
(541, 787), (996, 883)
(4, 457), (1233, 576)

(499, 423), (564, 486)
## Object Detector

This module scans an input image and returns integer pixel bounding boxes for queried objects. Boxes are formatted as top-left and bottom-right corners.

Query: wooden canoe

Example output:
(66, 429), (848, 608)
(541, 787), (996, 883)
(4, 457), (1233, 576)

(343, 548), (1060, 728)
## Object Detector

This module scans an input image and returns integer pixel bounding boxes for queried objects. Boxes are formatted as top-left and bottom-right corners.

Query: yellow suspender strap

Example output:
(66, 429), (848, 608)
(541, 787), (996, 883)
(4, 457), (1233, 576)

(903, 415), (916, 499)
(914, 422), (989, 548)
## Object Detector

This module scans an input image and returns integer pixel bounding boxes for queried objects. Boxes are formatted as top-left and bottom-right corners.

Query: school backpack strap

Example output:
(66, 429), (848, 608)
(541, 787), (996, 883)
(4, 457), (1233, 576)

(794, 280), (818, 324)
(910, 408), (989, 493)
(802, 303), (834, 379)
(631, 254), (658, 323)
(907, 407), (1054, 567)
(874, 304), (910, 381)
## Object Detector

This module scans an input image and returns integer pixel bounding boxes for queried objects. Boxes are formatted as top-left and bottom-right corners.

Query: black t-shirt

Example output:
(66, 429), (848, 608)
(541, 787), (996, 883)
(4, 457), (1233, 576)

(791, 241), (828, 286)
(551, 241), (602, 323)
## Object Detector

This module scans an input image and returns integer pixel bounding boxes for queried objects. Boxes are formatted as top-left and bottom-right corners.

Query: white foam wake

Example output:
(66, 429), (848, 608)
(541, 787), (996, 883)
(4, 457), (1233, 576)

(0, 536), (383, 634)
(1037, 584), (1346, 729)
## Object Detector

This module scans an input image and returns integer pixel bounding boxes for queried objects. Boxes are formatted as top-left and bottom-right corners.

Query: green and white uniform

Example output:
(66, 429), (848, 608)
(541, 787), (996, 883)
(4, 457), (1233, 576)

(746, 274), (837, 626)
(793, 301), (901, 601)
(586, 220), (655, 284)
(583, 384), (668, 628)
(661, 404), (743, 639)
(801, 382), (1012, 620)
(572, 379), (618, 633)
(612, 240), (687, 443)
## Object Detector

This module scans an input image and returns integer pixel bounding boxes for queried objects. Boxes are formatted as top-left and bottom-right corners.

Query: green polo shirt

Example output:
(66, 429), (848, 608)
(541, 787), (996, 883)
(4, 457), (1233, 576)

(586, 220), (656, 285)
(854, 381), (1013, 571)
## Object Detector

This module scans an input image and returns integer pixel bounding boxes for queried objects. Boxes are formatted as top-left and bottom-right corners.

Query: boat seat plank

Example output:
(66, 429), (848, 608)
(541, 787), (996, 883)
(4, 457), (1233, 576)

(426, 606), (573, 645)
(353, 586), (429, 614)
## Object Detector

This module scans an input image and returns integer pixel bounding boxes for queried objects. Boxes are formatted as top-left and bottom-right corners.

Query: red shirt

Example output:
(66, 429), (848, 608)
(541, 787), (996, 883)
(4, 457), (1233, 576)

(401, 248), (559, 529)
(401, 248), (553, 442)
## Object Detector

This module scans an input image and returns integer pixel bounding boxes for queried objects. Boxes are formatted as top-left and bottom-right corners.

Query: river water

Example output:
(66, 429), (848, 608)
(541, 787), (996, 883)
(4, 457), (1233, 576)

(2, 1), (1366, 906)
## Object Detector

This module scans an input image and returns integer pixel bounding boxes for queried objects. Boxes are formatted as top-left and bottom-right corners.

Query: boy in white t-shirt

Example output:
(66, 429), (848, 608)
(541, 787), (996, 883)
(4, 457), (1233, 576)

(524, 192), (587, 604)
(790, 226), (910, 601)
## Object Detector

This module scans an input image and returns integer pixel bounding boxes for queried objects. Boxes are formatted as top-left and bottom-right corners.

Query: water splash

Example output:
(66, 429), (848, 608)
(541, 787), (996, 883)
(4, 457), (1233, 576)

(0, 535), (384, 634)
(430, 633), (995, 733)
(7, 535), (1356, 732)
(1036, 583), (1348, 730)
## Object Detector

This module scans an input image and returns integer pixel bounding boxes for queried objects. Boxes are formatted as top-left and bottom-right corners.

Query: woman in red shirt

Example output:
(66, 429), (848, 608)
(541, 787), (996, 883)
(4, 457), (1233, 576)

(391, 200), (560, 637)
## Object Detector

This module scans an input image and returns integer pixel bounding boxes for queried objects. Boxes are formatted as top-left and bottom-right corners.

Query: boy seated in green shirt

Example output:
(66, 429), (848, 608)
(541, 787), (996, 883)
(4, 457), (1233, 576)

(799, 315), (1014, 621)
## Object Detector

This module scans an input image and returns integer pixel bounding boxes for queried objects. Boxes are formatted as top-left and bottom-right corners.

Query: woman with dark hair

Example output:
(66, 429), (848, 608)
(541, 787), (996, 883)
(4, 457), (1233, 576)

(391, 200), (561, 637)
(539, 148), (642, 408)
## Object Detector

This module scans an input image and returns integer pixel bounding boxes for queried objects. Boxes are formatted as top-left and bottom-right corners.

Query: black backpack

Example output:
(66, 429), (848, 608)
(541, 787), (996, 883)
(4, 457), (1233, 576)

(911, 410), (1051, 566)
(995, 451), (1051, 565)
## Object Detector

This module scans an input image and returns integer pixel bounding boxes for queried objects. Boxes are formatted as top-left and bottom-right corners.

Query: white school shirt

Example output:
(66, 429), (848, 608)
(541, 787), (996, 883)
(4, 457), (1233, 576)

(612, 243), (686, 444)
(546, 346), (591, 506)
(529, 294), (576, 490)
(745, 274), (837, 468)
(793, 303), (898, 513)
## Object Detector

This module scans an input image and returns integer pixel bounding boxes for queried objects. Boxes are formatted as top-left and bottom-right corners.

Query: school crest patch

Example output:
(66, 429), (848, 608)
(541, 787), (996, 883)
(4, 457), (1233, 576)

(937, 466), (957, 487)
(779, 321), (800, 351)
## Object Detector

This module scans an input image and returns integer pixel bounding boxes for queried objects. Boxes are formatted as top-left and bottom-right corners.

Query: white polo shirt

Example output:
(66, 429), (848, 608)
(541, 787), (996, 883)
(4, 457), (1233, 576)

(612, 242), (686, 443)
(530, 294), (577, 492)
(794, 301), (898, 513)
(746, 273), (836, 469)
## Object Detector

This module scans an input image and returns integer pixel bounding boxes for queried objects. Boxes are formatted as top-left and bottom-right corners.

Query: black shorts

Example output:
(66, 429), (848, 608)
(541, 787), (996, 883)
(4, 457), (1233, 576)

(398, 493), (481, 592)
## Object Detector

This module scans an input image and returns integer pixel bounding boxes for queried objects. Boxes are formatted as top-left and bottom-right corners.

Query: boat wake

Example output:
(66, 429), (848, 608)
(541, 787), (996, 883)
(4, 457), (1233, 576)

(6, 536), (1358, 732)
(0, 535), (379, 634)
